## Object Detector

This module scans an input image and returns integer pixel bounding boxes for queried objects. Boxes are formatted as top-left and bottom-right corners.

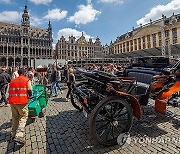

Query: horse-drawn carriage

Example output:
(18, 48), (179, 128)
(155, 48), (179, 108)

(70, 57), (180, 146)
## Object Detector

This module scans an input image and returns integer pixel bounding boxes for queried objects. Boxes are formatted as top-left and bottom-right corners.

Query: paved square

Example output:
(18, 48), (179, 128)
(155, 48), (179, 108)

(0, 86), (180, 154)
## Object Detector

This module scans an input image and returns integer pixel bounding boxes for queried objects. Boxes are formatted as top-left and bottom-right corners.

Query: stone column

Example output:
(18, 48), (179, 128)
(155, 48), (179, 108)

(156, 33), (159, 47)
(145, 36), (148, 49)
(125, 41), (127, 53)
(3, 45), (4, 55)
(150, 35), (153, 48)
(21, 38), (23, 66)
(137, 38), (139, 50)
(41, 48), (42, 58)
(28, 39), (30, 66)
(6, 43), (8, 67)
(6, 58), (8, 67)
(133, 39), (135, 51)
(14, 44), (15, 67)
(141, 37), (143, 49)
(21, 47), (23, 66)
(21, 57), (23, 66)
(27, 56), (30, 67)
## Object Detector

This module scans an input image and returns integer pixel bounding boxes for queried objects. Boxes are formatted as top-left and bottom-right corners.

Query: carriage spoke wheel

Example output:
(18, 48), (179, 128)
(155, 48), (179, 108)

(90, 97), (133, 146)
(70, 82), (89, 111)
(70, 94), (83, 111)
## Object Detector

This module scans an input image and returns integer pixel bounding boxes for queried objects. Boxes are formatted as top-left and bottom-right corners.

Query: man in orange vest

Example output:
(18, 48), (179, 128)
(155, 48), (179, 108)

(8, 68), (32, 144)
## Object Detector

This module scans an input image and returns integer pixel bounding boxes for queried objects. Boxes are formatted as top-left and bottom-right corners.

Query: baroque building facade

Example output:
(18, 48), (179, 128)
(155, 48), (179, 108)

(102, 44), (110, 57)
(56, 33), (103, 60)
(0, 5), (53, 67)
(112, 13), (180, 57)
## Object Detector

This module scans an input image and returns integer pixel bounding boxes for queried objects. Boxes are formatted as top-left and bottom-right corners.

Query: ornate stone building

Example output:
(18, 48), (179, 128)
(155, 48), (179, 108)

(56, 33), (102, 60)
(112, 13), (180, 57)
(102, 44), (110, 57)
(0, 5), (53, 67)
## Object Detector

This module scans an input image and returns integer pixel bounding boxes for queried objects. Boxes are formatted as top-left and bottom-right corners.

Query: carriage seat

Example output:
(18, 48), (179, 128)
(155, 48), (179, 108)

(125, 68), (161, 95)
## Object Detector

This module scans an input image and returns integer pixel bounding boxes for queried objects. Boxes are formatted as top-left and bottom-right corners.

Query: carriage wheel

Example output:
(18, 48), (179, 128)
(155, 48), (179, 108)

(70, 94), (83, 111)
(70, 82), (89, 111)
(89, 96), (133, 146)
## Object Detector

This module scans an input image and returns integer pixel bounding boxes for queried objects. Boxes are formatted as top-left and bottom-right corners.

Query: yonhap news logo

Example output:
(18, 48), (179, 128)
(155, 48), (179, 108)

(117, 134), (180, 148)
(134, 136), (180, 144)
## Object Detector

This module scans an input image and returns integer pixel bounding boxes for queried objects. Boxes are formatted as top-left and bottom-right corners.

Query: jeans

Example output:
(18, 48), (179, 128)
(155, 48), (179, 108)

(0, 84), (8, 104)
(56, 81), (62, 92)
(49, 82), (57, 96)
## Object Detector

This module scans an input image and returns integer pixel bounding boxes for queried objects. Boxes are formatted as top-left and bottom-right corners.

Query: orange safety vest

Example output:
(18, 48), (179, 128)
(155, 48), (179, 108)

(9, 75), (29, 105)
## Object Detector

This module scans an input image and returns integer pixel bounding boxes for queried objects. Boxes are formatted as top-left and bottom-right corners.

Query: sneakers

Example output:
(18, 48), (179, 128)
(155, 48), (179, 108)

(14, 136), (25, 145)
(61, 91), (63, 94)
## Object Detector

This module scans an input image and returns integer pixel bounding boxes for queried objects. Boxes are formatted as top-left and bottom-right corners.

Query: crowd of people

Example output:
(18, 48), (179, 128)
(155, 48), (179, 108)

(0, 62), (124, 145)
(0, 63), (127, 107)
(0, 65), (69, 104)
(83, 63), (125, 75)
(0, 64), (77, 145)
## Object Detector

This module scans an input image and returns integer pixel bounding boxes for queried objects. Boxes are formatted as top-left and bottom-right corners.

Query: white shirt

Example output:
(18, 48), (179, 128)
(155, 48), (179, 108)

(12, 71), (19, 79)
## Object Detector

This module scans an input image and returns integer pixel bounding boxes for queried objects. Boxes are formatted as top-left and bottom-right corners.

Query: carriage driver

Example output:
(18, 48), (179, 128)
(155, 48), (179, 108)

(8, 68), (32, 144)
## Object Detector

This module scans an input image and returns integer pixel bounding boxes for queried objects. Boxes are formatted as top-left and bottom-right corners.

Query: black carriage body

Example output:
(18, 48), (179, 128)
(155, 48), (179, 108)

(70, 58), (180, 146)
(71, 70), (135, 146)
(71, 70), (116, 112)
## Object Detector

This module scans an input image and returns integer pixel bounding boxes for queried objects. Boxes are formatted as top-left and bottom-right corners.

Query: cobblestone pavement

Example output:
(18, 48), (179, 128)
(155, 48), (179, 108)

(0, 86), (180, 154)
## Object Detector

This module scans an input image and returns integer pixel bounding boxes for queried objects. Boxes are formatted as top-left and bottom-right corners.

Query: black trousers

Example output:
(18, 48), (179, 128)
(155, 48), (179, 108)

(0, 84), (8, 104)
(66, 83), (72, 99)
(66, 83), (74, 99)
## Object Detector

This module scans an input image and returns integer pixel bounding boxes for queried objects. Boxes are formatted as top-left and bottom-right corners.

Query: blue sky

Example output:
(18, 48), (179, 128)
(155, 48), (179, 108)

(0, 0), (179, 46)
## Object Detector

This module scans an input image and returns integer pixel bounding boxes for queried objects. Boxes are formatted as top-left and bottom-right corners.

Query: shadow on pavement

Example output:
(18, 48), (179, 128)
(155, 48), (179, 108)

(45, 101), (180, 153)
(51, 97), (67, 102)
(0, 121), (24, 153)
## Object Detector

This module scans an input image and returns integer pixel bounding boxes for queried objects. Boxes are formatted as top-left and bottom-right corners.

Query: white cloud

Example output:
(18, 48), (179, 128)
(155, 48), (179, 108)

(52, 43), (56, 50)
(87, 0), (92, 4)
(30, 16), (43, 26)
(57, 28), (92, 41)
(30, 0), (52, 5)
(44, 8), (68, 20)
(137, 0), (180, 25)
(0, 11), (21, 22)
(1, 0), (11, 4)
(98, 0), (124, 4)
(68, 4), (101, 25)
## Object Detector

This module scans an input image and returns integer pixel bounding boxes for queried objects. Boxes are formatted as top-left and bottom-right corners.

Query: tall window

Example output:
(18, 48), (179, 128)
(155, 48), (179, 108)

(147, 35), (151, 48)
(126, 41), (129, 52)
(165, 30), (169, 37)
(134, 39), (137, 50)
(120, 44), (123, 53)
(172, 28), (177, 44)
(123, 42), (126, 52)
(159, 40), (162, 47)
(142, 37), (146, 49)
(158, 32), (161, 46)
(152, 34), (156, 47)
(130, 40), (133, 51)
